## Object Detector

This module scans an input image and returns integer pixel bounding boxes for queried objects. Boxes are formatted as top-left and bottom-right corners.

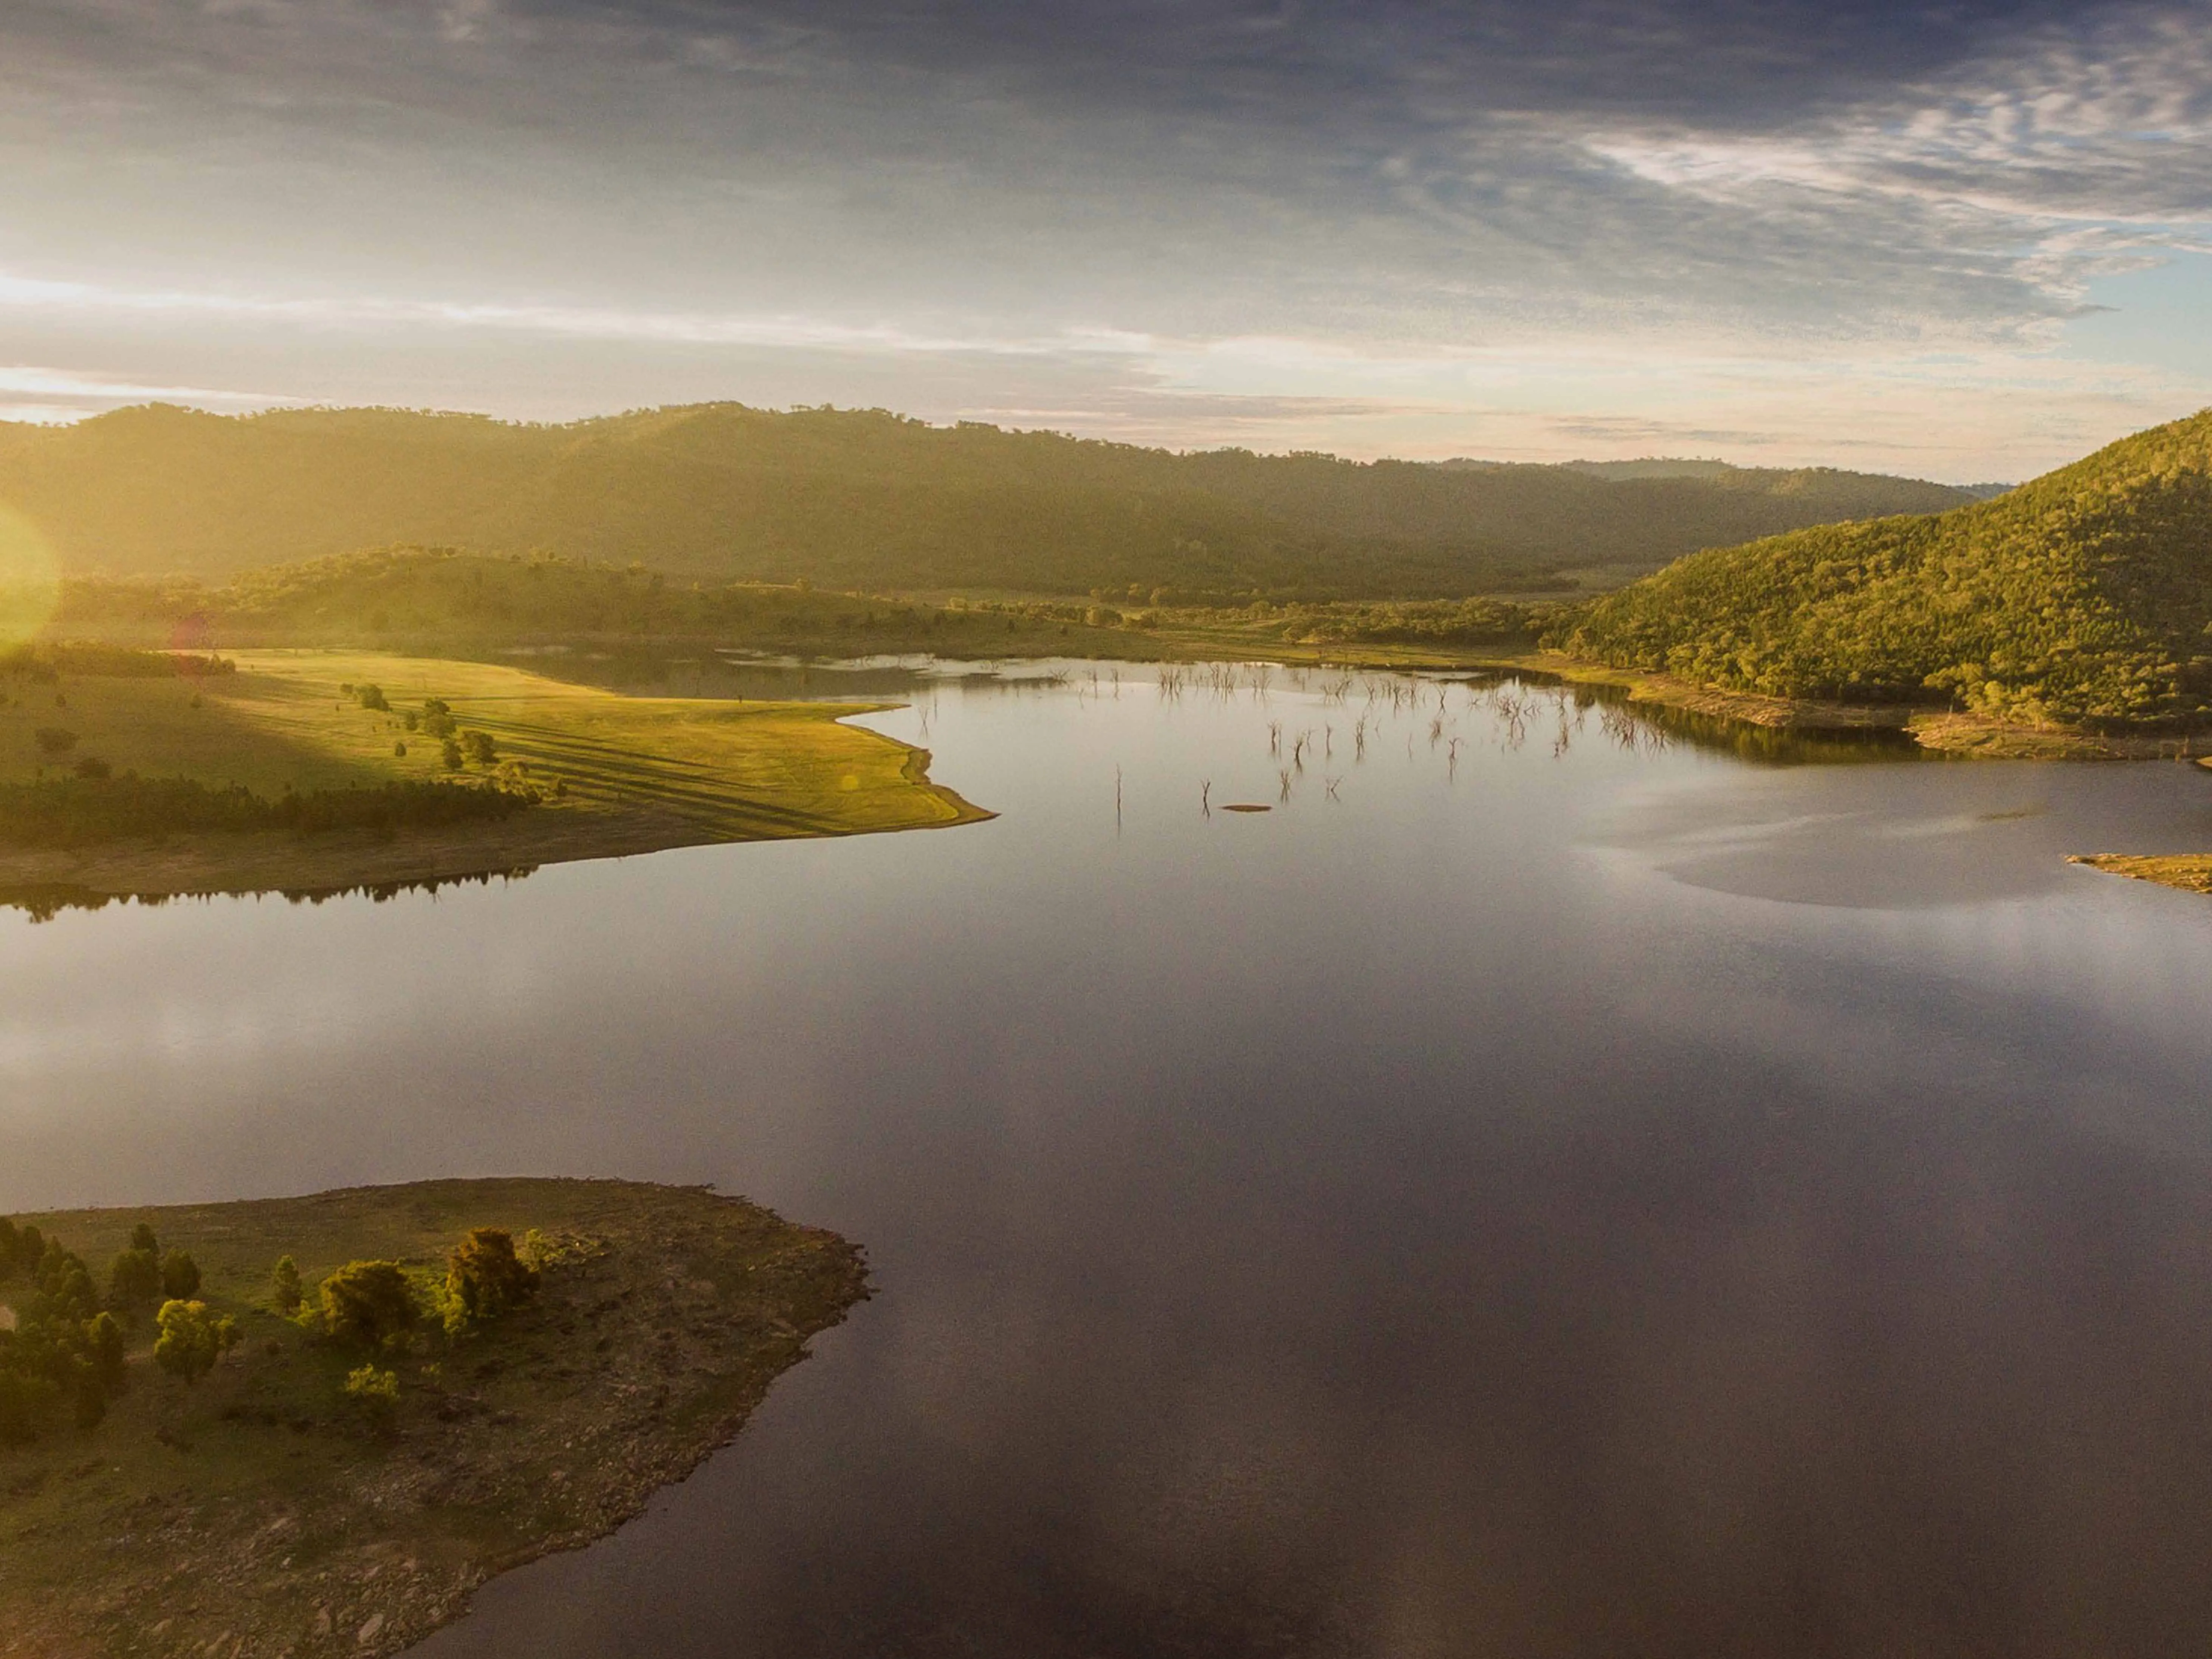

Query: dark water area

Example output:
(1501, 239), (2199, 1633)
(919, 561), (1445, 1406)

(8, 665), (2212, 1656)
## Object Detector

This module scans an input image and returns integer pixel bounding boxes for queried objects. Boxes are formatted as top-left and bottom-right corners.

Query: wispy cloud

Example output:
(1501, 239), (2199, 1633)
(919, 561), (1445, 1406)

(0, 0), (2207, 474)
(0, 362), (300, 414)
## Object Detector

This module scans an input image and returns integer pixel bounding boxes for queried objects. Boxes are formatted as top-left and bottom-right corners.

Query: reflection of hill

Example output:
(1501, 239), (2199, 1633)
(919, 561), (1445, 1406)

(0, 867), (537, 922)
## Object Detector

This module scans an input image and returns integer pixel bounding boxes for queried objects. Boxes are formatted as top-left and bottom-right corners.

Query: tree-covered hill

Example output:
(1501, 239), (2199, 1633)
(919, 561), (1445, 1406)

(1561, 410), (2212, 727)
(0, 403), (1972, 601)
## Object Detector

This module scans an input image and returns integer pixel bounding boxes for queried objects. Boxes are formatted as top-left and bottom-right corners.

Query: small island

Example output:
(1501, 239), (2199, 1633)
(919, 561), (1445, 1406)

(0, 1178), (868, 1657)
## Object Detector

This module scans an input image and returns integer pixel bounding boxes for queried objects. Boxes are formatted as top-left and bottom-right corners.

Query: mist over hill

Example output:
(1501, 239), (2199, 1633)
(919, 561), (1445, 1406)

(0, 404), (1974, 602)
(1563, 410), (2212, 727)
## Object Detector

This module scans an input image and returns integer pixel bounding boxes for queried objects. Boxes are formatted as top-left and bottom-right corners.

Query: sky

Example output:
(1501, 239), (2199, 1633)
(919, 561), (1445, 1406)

(1, 0), (2209, 480)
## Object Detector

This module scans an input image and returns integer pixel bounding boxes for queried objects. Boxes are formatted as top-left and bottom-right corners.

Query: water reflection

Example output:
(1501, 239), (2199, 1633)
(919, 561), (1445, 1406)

(5, 664), (2212, 1657)
(0, 867), (537, 923)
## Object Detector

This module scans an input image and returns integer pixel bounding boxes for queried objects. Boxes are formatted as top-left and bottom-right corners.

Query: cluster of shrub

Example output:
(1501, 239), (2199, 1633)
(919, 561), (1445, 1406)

(0, 775), (533, 848)
(0, 1215), (544, 1444)
(275, 1227), (543, 1434)
(369, 692), (501, 772)
(0, 1219), (166, 1442)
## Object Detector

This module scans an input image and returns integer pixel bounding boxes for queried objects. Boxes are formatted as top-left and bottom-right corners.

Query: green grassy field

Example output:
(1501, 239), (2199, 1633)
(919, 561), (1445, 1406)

(0, 649), (988, 908)
(0, 1179), (866, 1659)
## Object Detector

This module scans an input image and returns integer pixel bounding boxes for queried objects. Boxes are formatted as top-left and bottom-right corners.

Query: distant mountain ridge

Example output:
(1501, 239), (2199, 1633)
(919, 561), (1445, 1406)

(0, 403), (1977, 601)
(1562, 410), (2212, 726)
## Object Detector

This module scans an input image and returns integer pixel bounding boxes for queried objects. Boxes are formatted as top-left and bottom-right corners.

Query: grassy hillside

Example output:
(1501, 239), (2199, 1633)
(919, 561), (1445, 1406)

(0, 647), (985, 907)
(1560, 410), (2212, 728)
(0, 403), (1973, 601)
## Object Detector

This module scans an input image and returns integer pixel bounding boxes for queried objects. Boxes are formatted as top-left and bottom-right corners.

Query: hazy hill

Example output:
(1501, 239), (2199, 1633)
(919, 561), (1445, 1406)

(1561, 410), (2212, 726)
(1557, 459), (1740, 481)
(0, 403), (1975, 601)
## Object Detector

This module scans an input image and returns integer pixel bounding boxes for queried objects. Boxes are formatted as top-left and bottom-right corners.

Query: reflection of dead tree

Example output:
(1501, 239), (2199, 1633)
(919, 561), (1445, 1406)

(1201, 779), (1211, 817)
(1324, 725), (1334, 759)
(1447, 737), (1464, 779)
(1278, 767), (1294, 802)
(1353, 718), (1368, 762)
(1292, 732), (1311, 772)
(1321, 674), (1354, 703)
(1597, 705), (1673, 755)
(1492, 690), (1530, 750)
(1324, 775), (1341, 801)
(1428, 711), (1447, 746)
(1269, 720), (1283, 756)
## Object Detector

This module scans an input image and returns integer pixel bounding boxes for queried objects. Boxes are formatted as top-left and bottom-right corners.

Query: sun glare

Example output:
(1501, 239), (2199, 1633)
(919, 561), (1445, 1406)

(0, 503), (60, 644)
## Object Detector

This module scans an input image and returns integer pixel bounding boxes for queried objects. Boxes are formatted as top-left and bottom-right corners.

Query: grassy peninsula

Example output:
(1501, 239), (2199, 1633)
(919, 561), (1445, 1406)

(0, 1177), (867, 1659)
(0, 646), (986, 912)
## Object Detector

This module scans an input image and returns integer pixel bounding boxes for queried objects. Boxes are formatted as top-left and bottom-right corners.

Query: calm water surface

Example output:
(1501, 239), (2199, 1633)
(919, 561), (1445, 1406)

(8, 665), (2212, 1657)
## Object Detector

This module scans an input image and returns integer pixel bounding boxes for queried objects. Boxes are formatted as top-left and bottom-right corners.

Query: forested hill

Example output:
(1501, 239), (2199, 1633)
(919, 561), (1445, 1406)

(1562, 410), (2212, 727)
(0, 404), (1972, 601)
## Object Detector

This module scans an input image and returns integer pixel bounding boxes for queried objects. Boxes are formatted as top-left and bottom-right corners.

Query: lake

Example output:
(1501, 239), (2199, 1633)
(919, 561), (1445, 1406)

(9, 662), (2212, 1657)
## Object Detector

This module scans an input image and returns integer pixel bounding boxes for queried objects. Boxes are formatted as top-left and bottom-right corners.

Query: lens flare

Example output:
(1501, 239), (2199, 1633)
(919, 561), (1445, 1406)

(0, 504), (60, 646)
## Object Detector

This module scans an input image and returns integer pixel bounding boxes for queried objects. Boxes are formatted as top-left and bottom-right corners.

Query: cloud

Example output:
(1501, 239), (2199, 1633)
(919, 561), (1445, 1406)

(0, 363), (299, 411)
(0, 0), (2207, 476)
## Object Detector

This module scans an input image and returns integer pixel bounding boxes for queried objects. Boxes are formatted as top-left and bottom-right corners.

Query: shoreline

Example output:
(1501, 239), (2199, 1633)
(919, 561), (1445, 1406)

(0, 747), (990, 919)
(1171, 640), (2209, 763)
(0, 649), (992, 914)
(2068, 852), (2212, 895)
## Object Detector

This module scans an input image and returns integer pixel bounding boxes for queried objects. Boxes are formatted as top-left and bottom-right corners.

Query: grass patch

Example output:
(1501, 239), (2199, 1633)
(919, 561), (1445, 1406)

(2068, 853), (2212, 894)
(0, 649), (987, 908)
(0, 1179), (867, 1658)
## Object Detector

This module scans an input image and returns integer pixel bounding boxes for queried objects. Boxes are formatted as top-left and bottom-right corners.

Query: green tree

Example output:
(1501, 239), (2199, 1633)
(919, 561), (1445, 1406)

(108, 1246), (161, 1307)
(316, 1261), (419, 1351)
(443, 1228), (540, 1335)
(129, 1223), (157, 1255)
(152, 1300), (239, 1384)
(271, 1255), (303, 1315)
(342, 1364), (400, 1436)
(159, 1250), (200, 1301)
(85, 1312), (127, 1391)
